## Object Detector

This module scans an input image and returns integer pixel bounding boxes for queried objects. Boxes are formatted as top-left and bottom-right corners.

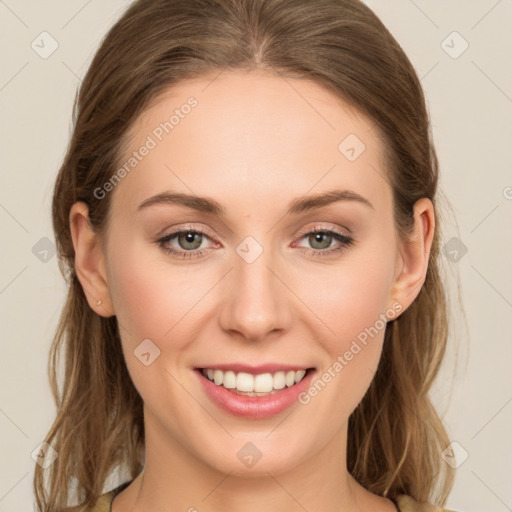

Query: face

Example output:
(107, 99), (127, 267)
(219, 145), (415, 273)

(99, 70), (406, 476)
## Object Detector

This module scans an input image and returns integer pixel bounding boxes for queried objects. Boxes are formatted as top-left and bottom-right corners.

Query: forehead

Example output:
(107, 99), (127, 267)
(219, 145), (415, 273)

(112, 69), (391, 215)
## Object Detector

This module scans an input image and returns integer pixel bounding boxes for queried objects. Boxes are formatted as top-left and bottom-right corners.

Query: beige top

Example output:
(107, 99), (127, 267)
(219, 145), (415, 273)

(91, 484), (459, 512)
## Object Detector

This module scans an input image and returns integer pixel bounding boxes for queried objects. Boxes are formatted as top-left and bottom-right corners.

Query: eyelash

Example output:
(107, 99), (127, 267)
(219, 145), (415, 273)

(156, 226), (354, 260)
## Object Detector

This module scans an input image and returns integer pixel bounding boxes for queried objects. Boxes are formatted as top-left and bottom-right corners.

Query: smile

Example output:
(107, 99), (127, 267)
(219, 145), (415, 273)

(195, 366), (317, 419)
(200, 368), (310, 396)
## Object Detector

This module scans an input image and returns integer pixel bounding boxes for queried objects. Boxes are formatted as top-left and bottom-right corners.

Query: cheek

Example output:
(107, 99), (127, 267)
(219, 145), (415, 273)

(107, 225), (397, 350)
(298, 248), (396, 348)
(108, 254), (211, 342)
(292, 238), (397, 410)
(106, 248), (213, 402)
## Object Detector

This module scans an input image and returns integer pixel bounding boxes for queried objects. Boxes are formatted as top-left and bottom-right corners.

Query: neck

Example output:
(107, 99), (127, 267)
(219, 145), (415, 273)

(113, 408), (396, 512)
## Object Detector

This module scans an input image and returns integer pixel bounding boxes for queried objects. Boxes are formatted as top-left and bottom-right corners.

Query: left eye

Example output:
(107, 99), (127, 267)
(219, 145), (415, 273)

(295, 229), (354, 253)
(302, 231), (336, 250)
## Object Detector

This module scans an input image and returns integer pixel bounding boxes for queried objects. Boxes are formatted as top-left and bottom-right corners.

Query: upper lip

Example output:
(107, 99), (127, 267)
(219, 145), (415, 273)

(196, 363), (315, 375)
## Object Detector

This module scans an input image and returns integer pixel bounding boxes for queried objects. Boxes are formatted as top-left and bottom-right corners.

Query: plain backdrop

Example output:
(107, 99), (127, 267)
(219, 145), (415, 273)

(1, 1), (511, 511)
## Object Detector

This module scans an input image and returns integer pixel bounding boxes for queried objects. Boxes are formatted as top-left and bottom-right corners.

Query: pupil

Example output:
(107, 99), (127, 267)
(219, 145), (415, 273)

(179, 231), (202, 250)
(310, 232), (331, 249)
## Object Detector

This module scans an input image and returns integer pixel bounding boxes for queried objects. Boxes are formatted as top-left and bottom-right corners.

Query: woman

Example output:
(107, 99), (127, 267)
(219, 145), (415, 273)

(34, 0), (461, 511)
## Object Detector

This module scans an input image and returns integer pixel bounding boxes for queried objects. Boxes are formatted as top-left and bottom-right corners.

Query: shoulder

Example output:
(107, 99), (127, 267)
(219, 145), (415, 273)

(396, 494), (461, 512)
(80, 480), (130, 512)
(86, 490), (463, 512)
(80, 490), (115, 512)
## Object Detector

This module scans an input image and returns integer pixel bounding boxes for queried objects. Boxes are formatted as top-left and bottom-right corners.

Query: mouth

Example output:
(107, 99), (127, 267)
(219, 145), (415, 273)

(194, 365), (317, 419)
(197, 367), (314, 397)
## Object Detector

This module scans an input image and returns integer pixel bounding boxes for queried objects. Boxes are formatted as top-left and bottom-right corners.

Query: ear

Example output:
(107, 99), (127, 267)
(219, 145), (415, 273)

(387, 197), (435, 315)
(69, 202), (114, 317)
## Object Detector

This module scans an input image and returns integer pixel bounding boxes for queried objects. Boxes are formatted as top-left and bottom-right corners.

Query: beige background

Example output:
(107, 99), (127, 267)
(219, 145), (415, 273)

(1, 1), (511, 511)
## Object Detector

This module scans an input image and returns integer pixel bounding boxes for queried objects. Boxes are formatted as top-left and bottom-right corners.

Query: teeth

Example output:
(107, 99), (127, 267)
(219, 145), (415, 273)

(273, 371), (286, 389)
(236, 372), (254, 392)
(294, 370), (306, 383)
(201, 368), (309, 395)
(254, 373), (273, 393)
(223, 370), (236, 389)
(213, 370), (223, 386)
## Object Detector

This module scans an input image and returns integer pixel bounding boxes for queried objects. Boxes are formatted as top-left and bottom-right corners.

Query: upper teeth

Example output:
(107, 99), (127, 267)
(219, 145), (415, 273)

(202, 368), (307, 395)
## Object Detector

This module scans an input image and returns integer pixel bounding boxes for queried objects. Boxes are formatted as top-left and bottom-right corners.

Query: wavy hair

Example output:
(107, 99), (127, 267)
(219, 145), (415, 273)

(34, 0), (461, 509)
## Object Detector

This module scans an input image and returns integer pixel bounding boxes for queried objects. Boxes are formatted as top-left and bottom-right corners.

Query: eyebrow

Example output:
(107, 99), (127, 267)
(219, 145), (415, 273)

(137, 189), (374, 215)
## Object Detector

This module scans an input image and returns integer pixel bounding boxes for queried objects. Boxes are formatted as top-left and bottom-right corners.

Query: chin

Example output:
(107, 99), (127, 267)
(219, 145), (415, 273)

(196, 433), (310, 477)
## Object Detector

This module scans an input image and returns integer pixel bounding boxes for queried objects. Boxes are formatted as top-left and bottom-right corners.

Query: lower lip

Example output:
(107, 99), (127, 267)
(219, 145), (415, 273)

(195, 369), (316, 419)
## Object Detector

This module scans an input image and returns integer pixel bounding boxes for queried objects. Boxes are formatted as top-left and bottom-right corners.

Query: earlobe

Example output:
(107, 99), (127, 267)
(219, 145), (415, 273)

(388, 198), (435, 314)
(69, 202), (115, 317)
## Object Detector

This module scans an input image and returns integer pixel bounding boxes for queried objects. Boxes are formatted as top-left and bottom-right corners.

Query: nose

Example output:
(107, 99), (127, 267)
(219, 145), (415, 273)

(218, 247), (294, 342)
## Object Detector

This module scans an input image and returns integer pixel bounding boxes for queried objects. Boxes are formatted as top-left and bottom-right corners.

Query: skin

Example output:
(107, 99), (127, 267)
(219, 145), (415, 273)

(70, 69), (434, 512)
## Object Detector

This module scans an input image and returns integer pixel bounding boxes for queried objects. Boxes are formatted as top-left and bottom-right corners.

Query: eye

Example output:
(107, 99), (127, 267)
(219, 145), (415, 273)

(156, 228), (216, 259)
(156, 225), (354, 260)
(294, 227), (354, 257)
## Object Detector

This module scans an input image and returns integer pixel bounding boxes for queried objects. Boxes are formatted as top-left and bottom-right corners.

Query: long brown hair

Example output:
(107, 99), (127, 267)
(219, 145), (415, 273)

(35, 0), (460, 509)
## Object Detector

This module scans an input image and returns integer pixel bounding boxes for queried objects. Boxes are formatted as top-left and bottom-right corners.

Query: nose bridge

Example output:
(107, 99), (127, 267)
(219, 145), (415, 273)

(218, 237), (292, 341)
